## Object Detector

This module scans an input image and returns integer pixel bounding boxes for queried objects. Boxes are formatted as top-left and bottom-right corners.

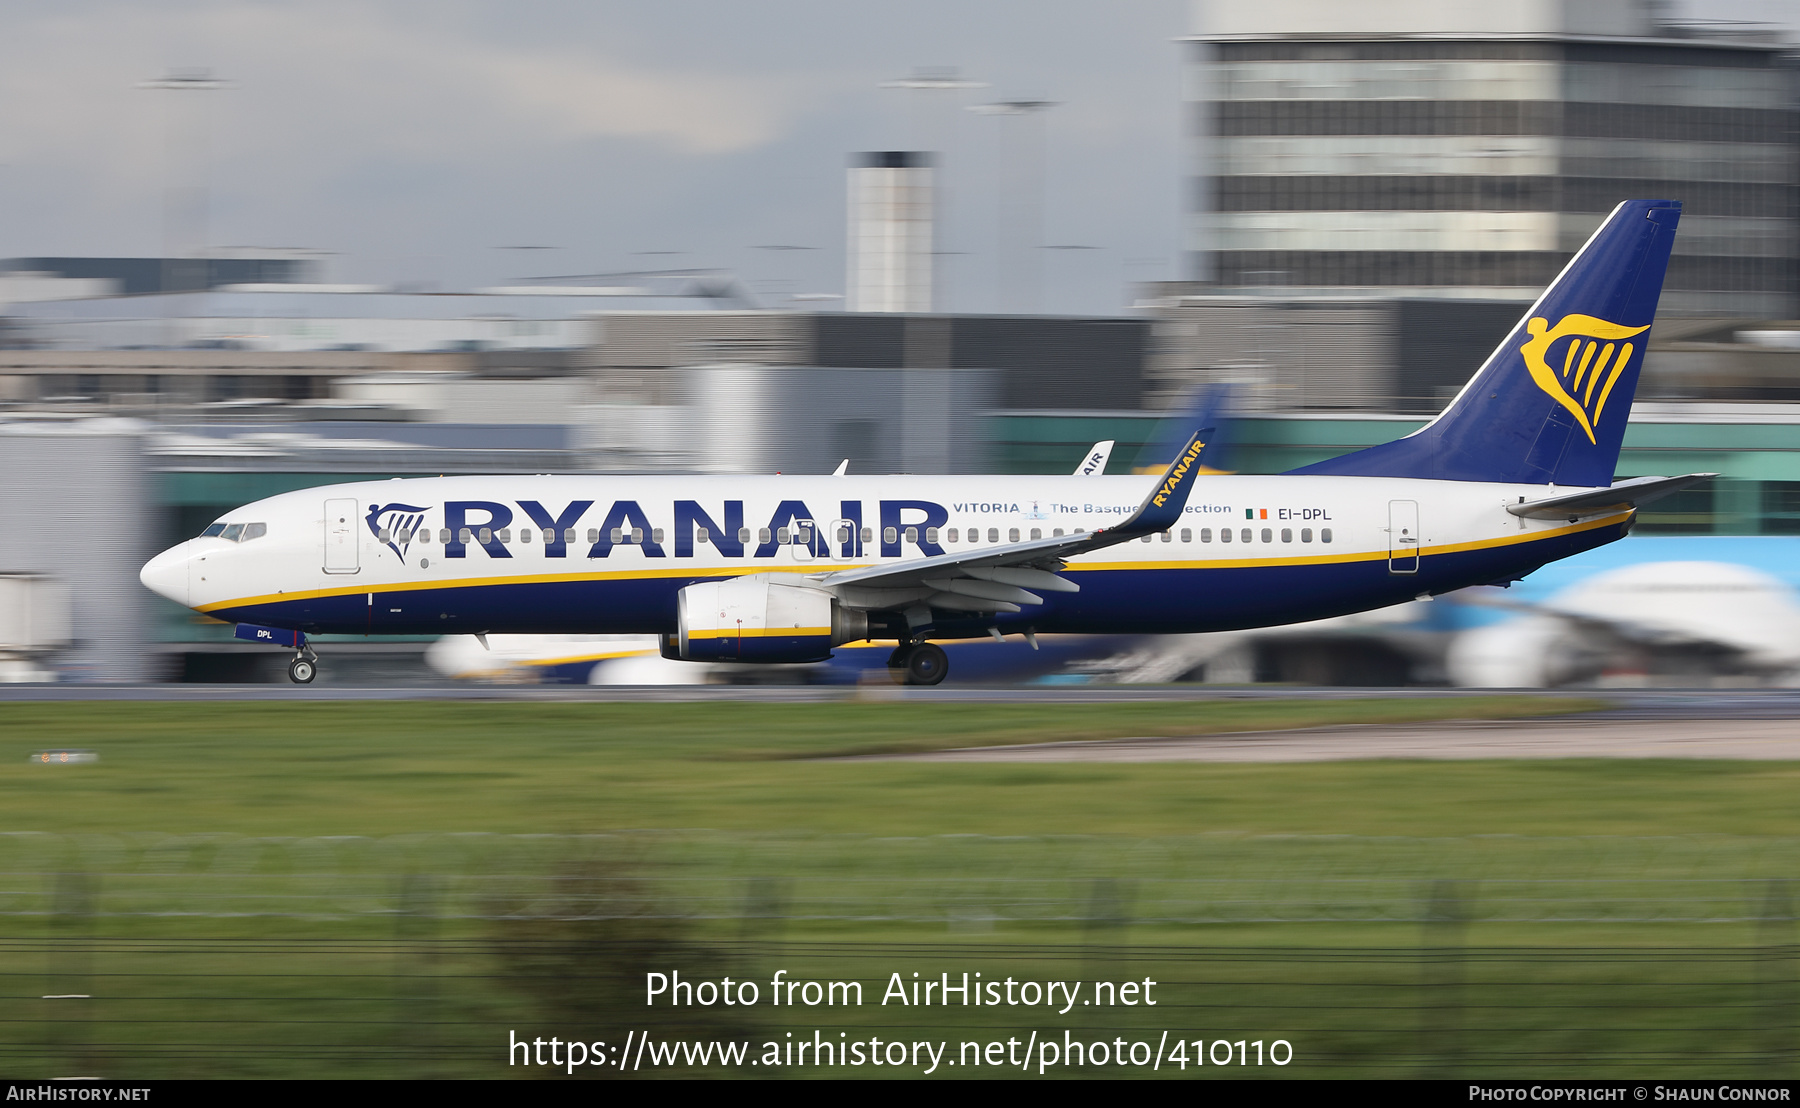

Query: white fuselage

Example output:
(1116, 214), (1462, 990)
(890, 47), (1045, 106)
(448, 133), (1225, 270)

(140, 472), (1631, 642)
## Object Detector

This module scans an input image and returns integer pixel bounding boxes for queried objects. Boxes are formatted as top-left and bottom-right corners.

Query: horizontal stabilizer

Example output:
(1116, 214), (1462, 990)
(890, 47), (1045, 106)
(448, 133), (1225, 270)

(1506, 474), (1715, 520)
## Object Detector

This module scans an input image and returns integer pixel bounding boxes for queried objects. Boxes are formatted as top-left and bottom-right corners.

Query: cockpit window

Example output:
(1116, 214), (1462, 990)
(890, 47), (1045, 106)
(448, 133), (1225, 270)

(205, 522), (267, 542)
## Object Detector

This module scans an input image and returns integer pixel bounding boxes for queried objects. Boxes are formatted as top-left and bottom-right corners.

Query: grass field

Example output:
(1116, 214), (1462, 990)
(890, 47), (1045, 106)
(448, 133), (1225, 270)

(2, 696), (1797, 1079)
(13, 694), (1793, 839)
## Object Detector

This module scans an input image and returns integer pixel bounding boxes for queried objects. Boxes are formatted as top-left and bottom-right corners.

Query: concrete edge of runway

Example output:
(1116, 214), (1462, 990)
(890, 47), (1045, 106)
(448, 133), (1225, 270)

(849, 715), (1800, 763)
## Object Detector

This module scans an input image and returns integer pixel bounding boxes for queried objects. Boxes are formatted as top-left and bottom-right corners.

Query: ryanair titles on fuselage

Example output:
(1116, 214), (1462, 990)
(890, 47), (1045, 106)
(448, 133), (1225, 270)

(365, 495), (1246, 565)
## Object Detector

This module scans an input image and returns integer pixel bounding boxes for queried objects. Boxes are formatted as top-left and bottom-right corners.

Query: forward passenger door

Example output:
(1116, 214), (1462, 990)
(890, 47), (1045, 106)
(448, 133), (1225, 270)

(323, 498), (360, 574)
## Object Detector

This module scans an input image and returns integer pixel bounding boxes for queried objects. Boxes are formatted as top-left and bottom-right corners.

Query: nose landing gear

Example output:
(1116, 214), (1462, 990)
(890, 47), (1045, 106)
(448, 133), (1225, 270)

(287, 645), (319, 684)
(886, 641), (948, 686)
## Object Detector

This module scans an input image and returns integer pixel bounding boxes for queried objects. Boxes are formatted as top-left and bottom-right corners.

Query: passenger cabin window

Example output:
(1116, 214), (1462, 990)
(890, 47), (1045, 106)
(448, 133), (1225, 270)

(739, 527), (753, 544)
(440, 529), (452, 544)
(1301, 528), (1313, 543)
(1241, 528), (1253, 543)
(201, 523), (227, 537)
(1281, 528), (1292, 543)
(948, 528), (959, 543)
(1008, 528), (1020, 542)
(926, 527), (939, 544)
(1160, 531), (1171, 542)
(883, 526), (897, 544)
(563, 528), (576, 544)
(1031, 528), (1042, 540)
(988, 528), (999, 543)
(520, 529), (532, 543)
(588, 529), (600, 544)
(698, 528), (711, 545)
(759, 528), (772, 545)
(777, 527), (791, 545)
(630, 528), (644, 544)
(1220, 528), (1232, 543)
(479, 527), (493, 544)
(459, 528), (474, 544)
(610, 528), (624, 543)
(861, 527), (873, 543)
(1260, 528), (1271, 543)
(378, 528), (391, 542)
(1053, 528), (1064, 537)
(904, 526), (917, 544)
(1201, 528), (1212, 542)
(1321, 528), (1334, 543)
(497, 528), (511, 544)
(1180, 528), (1191, 542)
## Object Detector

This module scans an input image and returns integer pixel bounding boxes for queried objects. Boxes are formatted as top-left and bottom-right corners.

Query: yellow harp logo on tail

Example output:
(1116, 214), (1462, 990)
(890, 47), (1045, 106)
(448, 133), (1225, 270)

(1520, 314), (1651, 444)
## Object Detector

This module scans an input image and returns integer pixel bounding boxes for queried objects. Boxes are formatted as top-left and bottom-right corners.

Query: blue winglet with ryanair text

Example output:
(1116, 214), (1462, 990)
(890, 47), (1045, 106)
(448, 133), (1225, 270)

(1290, 199), (1681, 488)
(1109, 430), (1207, 537)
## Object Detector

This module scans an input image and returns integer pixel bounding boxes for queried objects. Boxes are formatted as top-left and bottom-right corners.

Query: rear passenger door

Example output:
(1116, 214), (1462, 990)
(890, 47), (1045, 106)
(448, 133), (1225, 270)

(1387, 500), (1419, 575)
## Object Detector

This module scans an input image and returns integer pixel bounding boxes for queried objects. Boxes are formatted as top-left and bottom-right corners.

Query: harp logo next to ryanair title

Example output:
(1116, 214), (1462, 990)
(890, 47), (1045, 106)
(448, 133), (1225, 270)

(1521, 312), (1651, 444)
(1151, 435), (1206, 508)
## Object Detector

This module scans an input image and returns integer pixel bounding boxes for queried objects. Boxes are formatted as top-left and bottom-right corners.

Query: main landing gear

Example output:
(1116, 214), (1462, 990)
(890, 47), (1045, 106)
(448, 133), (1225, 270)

(887, 641), (948, 686)
(287, 645), (319, 684)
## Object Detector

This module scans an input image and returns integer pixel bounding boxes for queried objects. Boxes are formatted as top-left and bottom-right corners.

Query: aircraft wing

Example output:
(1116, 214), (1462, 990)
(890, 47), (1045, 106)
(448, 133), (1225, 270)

(1507, 473), (1716, 521)
(813, 431), (1208, 616)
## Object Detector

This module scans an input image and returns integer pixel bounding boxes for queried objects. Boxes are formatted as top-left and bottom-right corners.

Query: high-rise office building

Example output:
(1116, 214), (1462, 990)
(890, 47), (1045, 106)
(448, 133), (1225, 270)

(1184, 0), (1799, 316)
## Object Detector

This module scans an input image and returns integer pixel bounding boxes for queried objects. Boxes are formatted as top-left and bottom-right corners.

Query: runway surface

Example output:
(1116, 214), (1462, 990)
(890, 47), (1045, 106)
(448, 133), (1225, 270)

(1, 684), (1799, 715)
(886, 717), (1800, 763)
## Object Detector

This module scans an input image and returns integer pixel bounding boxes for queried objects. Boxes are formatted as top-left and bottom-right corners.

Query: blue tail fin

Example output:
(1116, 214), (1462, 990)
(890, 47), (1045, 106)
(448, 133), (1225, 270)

(1133, 383), (1238, 474)
(1289, 199), (1680, 487)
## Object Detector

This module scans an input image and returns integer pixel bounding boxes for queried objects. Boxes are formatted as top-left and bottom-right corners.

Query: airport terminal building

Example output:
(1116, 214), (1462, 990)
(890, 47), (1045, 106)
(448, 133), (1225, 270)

(1184, 0), (1800, 317)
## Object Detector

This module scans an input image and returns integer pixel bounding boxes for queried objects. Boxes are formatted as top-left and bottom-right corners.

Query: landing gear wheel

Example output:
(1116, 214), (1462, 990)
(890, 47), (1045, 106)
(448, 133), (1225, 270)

(887, 645), (913, 684)
(903, 642), (948, 686)
(288, 657), (316, 684)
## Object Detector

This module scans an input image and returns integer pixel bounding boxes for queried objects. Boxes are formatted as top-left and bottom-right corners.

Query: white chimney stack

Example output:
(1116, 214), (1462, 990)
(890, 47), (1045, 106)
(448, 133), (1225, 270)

(846, 152), (933, 313)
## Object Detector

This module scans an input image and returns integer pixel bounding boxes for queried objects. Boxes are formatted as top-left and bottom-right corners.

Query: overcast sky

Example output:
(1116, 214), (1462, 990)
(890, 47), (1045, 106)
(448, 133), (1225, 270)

(0, 0), (1792, 316)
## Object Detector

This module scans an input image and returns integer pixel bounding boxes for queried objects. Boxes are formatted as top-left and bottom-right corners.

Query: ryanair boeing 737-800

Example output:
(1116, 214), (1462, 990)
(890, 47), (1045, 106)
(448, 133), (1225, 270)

(140, 200), (1709, 685)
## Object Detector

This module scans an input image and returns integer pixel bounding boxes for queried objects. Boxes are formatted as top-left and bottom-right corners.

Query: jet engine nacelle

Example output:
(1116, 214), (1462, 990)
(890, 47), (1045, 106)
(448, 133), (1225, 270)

(676, 576), (869, 663)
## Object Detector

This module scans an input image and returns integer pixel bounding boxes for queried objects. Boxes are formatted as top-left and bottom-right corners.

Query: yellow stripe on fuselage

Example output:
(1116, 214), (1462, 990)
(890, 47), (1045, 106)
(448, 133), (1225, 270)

(197, 512), (1629, 614)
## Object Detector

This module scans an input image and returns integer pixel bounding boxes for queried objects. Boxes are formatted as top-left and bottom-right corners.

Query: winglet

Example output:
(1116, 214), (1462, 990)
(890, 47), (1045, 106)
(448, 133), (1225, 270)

(1110, 430), (1205, 536)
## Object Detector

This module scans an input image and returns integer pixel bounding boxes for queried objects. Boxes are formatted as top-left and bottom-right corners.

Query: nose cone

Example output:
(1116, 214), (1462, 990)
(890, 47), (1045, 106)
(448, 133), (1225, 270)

(140, 542), (192, 607)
